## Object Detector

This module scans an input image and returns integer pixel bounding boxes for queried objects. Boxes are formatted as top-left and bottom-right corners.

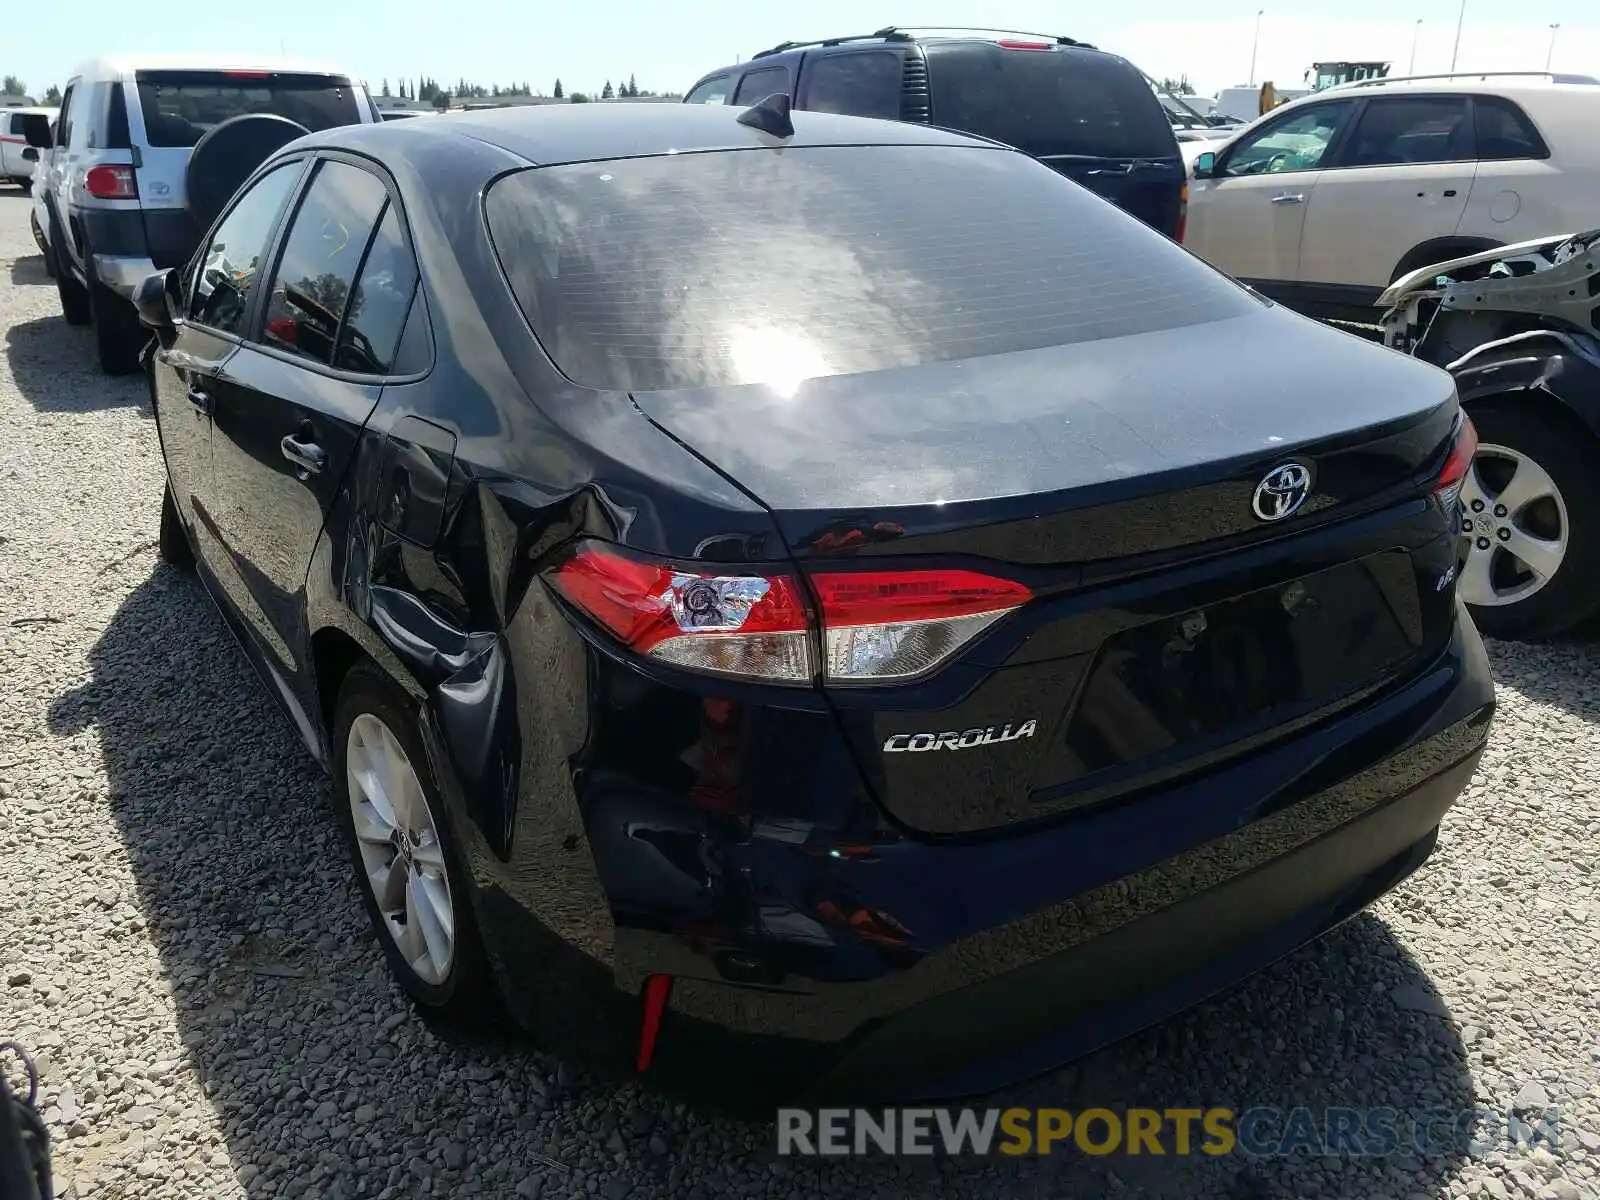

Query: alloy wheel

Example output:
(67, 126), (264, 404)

(345, 712), (456, 985)
(1456, 442), (1569, 609)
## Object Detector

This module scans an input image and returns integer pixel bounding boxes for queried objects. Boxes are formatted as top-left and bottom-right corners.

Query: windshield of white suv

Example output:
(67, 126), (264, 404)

(134, 70), (364, 147)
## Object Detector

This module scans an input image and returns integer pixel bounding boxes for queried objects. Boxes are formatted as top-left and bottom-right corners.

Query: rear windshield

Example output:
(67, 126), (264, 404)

(485, 145), (1252, 393)
(926, 45), (1178, 159)
(134, 70), (362, 147)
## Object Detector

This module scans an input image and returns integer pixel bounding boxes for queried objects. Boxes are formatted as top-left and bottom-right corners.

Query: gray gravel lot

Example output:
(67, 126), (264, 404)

(1, 185), (1598, 1200)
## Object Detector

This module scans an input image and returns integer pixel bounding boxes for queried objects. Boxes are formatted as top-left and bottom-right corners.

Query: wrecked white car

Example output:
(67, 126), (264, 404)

(1379, 232), (1600, 640)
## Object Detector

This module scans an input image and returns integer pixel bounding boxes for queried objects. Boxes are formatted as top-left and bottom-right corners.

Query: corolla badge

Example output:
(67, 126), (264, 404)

(883, 721), (1038, 753)
(1252, 461), (1313, 522)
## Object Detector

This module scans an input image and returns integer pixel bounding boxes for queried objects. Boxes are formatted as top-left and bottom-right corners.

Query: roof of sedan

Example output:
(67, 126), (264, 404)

(313, 99), (1001, 167)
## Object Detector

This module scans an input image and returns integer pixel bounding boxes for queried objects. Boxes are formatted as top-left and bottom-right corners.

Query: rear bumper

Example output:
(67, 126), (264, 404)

(93, 254), (158, 300)
(475, 608), (1495, 1105)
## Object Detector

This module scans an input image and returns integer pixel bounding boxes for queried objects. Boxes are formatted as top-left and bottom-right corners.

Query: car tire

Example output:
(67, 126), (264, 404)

(1458, 398), (1600, 641)
(55, 255), (91, 326)
(89, 273), (148, 376)
(158, 484), (194, 569)
(332, 663), (495, 1025)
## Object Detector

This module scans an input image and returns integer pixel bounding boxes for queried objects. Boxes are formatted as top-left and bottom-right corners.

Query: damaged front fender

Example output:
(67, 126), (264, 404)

(1378, 229), (1600, 357)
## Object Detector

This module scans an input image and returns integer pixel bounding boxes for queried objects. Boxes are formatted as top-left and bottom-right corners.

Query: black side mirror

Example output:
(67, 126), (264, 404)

(1193, 151), (1217, 179)
(135, 269), (179, 331)
(20, 147), (37, 162)
(21, 114), (52, 150)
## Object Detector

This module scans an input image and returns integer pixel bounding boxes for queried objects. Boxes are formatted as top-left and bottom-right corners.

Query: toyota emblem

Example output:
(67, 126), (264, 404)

(1252, 462), (1313, 522)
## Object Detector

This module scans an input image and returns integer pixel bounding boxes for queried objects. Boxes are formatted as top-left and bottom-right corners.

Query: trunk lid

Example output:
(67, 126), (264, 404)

(632, 306), (1464, 835)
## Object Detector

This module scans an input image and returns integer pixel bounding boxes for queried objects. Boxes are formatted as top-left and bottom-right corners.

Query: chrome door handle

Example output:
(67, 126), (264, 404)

(1270, 193), (1305, 205)
(186, 387), (211, 416)
(280, 434), (328, 476)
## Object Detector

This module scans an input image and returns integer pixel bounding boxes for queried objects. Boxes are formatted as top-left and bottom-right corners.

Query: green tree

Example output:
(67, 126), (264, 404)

(381, 78), (391, 97)
(433, 90), (451, 110)
(44, 84), (62, 105)
(1157, 74), (1193, 95)
(626, 74), (638, 97)
(570, 92), (590, 104)
(553, 78), (564, 99)
(601, 79), (615, 99)
(1, 74), (24, 96)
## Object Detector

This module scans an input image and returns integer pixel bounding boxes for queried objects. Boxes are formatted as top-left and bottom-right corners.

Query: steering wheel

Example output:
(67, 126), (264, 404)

(1266, 151), (1295, 172)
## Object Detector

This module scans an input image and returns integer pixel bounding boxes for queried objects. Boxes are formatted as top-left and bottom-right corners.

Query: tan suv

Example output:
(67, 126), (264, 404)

(1183, 71), (1600, 322)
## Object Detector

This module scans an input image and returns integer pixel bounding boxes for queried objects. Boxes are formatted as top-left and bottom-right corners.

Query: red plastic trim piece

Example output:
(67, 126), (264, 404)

(635, 974), (674, 1073)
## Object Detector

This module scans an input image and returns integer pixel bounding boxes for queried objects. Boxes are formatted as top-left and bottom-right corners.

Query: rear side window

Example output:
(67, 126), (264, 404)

(260, 161), (388, 367)
(800, 52), (903, 121)
(1344, 96), (1472, 166)
(485, 145), (1254, 393)
(925, 45), (1177, 159)
(85, 83), (132, 150)
(684, 77), (730, 105)
(733, 67), (791, 104)
(1474, 96), (1547, 160)
(134, 70), (362, 148)
(336, 204), (420, 375)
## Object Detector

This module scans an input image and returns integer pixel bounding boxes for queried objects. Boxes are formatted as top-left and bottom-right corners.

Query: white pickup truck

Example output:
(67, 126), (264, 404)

(2, 107), (58, 190)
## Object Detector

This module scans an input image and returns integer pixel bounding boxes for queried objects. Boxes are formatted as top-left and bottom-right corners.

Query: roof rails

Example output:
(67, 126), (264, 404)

(1335, 70), (1600, 89)
(751, 25), (1088, 59)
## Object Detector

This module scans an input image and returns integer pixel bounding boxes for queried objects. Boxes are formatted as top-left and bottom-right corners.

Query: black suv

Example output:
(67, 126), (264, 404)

(685, 27), (1187, 237)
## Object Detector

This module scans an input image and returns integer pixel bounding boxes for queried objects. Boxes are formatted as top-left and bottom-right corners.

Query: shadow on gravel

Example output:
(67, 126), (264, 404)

(9, 254), (49, 287)
(3, 314), (150, 417)
(50, 570), (1478, 1200)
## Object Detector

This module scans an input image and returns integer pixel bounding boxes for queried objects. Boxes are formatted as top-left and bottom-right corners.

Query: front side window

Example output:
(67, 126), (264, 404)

(1223, 101), (1353, 175)
(1344, 96), (1472, 166)
(134, 70), (362, 148)
(260, 160), (388, 367)
(801, 52), (903, 121)
(188, 161), (304, 335)
(684, 77), (730, 105)
(56, 83), (79, 147)
(733, 67), (791, 105)
(485, 144), (1256, 393)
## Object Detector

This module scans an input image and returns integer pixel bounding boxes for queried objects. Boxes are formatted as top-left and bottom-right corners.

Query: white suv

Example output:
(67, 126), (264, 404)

(1183, 72), (1600, 323)
(29, 55), (379, 374)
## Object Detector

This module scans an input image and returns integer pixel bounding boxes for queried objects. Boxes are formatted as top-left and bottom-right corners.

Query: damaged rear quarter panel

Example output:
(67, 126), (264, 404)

(300, 136), (804, 1015)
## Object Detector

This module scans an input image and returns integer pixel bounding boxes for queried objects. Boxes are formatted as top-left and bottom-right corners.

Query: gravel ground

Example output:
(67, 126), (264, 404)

(2, 186), (1598, 1200)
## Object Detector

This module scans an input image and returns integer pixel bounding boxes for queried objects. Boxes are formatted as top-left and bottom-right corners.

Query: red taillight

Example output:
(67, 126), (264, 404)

(223, 70), (273, 78)
(550, 543), (812, 681)
(997, 39), (1052, 49)
(85, 165), (136, 199)
(1176, 183), (1189, 244)
(546, 542), (1032, 684)
(1433, 412), (1479, 509)
(811, 568), (1031, 682)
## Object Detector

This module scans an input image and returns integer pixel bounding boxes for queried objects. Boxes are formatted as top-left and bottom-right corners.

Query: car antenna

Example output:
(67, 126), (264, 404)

(736, 92), (795, 138)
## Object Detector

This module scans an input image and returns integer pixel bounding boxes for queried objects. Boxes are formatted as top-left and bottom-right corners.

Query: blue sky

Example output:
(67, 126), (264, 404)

(9, 0), (1594, 102)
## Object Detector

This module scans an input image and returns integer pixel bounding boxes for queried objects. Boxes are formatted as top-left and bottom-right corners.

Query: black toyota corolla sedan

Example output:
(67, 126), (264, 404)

(136, 99), (1495, 1105)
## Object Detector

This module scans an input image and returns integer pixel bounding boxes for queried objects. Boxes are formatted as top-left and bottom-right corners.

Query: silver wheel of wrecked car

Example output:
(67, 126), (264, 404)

(1378, 229), (1600, 641)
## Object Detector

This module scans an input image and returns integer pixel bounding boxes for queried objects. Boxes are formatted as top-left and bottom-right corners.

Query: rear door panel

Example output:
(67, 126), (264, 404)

(1299, 96), (1478, 288)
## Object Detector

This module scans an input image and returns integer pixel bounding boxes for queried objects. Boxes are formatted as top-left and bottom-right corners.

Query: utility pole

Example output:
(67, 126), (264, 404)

(1450, 0), (1466, 71)
(1248, 9), (1264, 87)
(1409, 19), (1423, 74)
